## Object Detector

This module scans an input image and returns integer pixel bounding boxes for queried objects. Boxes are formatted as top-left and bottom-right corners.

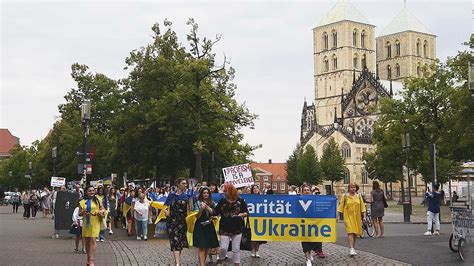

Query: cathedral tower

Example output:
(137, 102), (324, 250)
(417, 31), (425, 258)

(376, 6), (436, 81)
(313, 0), (375, 126)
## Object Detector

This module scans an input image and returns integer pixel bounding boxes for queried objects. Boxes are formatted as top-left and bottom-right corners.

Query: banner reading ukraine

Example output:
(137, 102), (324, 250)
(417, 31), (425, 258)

(214, 194), (337, 242)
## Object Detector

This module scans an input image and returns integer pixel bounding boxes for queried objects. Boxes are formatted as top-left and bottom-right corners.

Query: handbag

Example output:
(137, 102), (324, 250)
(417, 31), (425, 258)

(69, 224), (80, 235)
(154, 221), (168, 238)
(227, 216), (252, 251)
(382, 192), (388, 208)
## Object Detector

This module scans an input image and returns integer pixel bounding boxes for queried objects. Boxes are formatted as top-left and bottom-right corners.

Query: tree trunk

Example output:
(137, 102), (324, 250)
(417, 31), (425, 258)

(331, 180), (334, 195)
(194, 152), (203, 182)
(384, 182), (390, 200)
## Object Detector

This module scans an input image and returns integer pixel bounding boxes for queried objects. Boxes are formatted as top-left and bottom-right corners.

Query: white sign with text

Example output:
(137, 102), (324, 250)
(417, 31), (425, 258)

(222, 163), (254, 188)
(50, 176), (66, 187)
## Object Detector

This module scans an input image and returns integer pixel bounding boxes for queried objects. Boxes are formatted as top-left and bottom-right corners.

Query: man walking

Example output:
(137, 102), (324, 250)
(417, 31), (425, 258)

(424, 184), (441, 236)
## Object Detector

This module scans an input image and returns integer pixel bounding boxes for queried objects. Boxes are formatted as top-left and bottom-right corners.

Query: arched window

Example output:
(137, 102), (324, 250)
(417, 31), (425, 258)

(353, 29), (358, 46)
(323, 56), (329, 72)
(361, 30), (366, 49)
(323, 32), (328, 50)
(387, 65), (392, 79)
(395, 40), (401, 56)
(362, 168), (369, 184)
(341, 142), (351, 158)
(396, 63), (400, 77)
(417, 65), (421, 76)
(423, 40), (428, 58)
(323, 143), (330, 152)
(332, 54), (337, 70)
(386, 41), (392, 58)
(343, 168), (350, 184)
(362, 54), (367, 68)
(332, 30), (338, 48)
(353, 53), (359, 69)
(416, 39), (421, 56)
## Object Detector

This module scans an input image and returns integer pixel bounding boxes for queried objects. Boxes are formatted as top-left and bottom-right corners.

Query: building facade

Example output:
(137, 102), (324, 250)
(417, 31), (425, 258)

(0, 129), (20, 160)
(300, 0), (436, 196)
(251, 161), (288, 194)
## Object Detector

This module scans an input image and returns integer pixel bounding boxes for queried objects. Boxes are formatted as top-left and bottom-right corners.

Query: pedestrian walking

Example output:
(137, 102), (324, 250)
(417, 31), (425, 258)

(96, 186), (108, 242)
(79, 185), (105, 266)
(301, 184), (326, 266)
(40, 187), (51, 218)
(250, 185), (265, 258)
(108, 187), (118, 232)
(22, 190), (30, 219)
(29, 190), (40, 219)
(337, 182), (366, 256)
(192, 187), (219, 266)
(125, 189), (135, 236)
(164, 178), (193, 266)
(71, 201), (85, 253)
(134, 191), (150, 240)
(424, 183), (441, 236)
(369, 181), (385, 238)
(11, 188), (21, 213)
(215, 182), (249, 266)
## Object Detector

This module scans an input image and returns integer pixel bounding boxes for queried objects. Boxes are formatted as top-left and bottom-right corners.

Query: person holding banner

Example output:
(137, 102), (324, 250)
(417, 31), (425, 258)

(250, 185), (265, 258)
(337, 182), (366, 257)
(164, 178), (193, 266)
(192, 187), (219, 266)
(79, 185), (105, 266)
(301, 184), (326, 266)
(215, 182), (249, 266)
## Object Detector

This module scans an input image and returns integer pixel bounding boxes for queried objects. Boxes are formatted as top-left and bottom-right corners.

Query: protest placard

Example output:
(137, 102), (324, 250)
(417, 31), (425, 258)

(50, 176), (66, 187)
(222, 163), (254, 188)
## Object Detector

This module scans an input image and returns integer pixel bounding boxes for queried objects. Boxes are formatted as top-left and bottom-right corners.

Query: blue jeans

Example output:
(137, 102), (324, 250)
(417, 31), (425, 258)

(135, 219), (148, 238)
(99, 229), (106, 241)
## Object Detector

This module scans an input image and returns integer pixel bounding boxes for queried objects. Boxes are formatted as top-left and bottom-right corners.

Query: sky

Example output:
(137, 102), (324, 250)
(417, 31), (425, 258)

(0, 0), (471, 163)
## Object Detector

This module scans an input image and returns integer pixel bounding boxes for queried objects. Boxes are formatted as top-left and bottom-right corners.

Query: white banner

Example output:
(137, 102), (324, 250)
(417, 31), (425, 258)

(222, 163), (254, 188)
(50, 176), (66, 187)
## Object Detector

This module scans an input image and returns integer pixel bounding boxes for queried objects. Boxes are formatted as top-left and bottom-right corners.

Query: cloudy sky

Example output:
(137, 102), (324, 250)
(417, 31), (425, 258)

(0, 0), (471, 163)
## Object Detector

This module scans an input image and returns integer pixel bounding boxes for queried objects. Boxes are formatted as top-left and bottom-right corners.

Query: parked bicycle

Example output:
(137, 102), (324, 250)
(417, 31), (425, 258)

(361, 208), (375, 238)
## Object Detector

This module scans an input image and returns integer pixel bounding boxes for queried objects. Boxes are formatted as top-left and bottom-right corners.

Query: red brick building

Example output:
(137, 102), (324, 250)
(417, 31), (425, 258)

(0, 129), (20, 159)
(250, 161), (288, 194)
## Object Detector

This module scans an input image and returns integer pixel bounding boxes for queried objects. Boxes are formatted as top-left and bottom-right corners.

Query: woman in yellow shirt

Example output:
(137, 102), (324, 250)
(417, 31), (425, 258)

(337, 182), (366, 257)
(79, 186), (105, 266)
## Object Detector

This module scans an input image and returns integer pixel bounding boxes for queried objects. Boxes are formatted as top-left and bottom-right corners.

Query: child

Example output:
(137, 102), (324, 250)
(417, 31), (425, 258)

(71, 203), (85, 253)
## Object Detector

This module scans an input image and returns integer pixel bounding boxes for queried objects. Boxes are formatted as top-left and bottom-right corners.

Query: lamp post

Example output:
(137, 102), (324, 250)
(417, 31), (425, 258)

(52, 147), (57, 176)
(81, 99), (91, 187)
(402, 133), (412, 222)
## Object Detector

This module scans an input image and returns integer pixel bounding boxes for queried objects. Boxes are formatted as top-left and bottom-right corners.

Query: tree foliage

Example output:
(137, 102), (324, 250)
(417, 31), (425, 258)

(286, 144), (302, 186)
(296, 145), (321, 185)
(319, 138), (345, 194)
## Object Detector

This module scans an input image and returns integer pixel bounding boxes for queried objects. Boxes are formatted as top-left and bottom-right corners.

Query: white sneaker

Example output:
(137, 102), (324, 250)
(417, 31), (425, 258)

(109, 230), (113, 235)
(255, 252), (260, 258)
(96, 239), (100, 242)
(424, 231), (432, 236)
(137, 236), (141, 240)
(100, 239), (105, 242)
(310, 254), (314, 261)
(350, 248), (357, 256)
(433, 231), (440, 235)
(306, 259), (312, 266)
(143, 236), (147, 241)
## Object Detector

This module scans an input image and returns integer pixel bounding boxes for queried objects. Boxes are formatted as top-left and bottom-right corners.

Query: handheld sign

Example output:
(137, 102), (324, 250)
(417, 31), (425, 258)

(222, 163), (254, 188)
(50, 176), (66, 187)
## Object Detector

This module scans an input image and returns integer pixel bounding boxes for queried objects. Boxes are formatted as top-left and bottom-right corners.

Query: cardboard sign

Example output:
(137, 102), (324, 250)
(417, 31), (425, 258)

(222, 163), (254, 188)
(50, 176), (66, 187)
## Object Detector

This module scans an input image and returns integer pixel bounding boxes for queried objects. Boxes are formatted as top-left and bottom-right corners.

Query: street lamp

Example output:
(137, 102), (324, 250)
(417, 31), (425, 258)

(401, 133), (412, 222)
(52, 146), (57, 176)
(81, 99), (91, 187)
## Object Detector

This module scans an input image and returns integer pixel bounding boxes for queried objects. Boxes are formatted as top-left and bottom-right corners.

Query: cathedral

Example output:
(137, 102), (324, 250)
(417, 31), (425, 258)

(300, 0), (436, 195)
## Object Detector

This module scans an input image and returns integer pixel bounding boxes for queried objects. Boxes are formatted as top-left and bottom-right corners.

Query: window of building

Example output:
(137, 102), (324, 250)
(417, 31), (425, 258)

(386, 42), (391, 58)
(324, 57), (329, 72)
(396, 64), (400, 77)
(395, 40), (401, 56)
(332, 31), (337, 48)
(417, 65), (421, 76)
(361, 30), (366, 49)
(323, 143), (330, 152)
(323, 32), (328, 50)
(343, 169), (350, 184)
(341, 142), (351, 158)
(332, 54), (337, 70)
(280, 183), (286, 191)
(353, 29), (357, 46)
(423, 40), (428, 58)
(362, 54), (367, 68)
(362, 168), (368, 184)
(272, 183), (278, 191)
(387, 65), (392, 79)
(353, 54), (359, 69)
(263, 176), (268, 181)
(416, 39), (421, 56)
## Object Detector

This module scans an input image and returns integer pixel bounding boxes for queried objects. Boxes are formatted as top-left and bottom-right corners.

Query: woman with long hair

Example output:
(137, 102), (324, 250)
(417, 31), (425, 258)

(125, 189), (135, 236)
(370, 181), (385, 238)
(40, 187), (51, 218)
(215, 183), (249, 266)
(96, 186), (108, 242)
(72, 199), (85, 253)
(108, 187), (118, 233)
(164, 178), (192, 266)
(193, 187), (219, 266)
(22, 190), (30, 219)
(249, 185), (264, 258)
(79, 185), (105, 266)
(337, 182), (366, 256)
(300, 184), (325, 266)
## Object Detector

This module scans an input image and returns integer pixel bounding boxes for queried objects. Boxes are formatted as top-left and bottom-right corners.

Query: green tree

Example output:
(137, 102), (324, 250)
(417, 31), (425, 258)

(296, 145), (321, 185)
(319, 138), (345, 195)
(286, 144), (302, 186)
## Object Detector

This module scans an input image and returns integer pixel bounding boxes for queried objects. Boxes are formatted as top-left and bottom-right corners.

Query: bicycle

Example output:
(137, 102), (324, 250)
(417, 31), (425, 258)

(361, 208), (375, 238)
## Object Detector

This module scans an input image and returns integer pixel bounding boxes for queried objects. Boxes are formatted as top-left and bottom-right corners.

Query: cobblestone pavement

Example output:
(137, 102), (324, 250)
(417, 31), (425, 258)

(0, 206), (408, 265)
